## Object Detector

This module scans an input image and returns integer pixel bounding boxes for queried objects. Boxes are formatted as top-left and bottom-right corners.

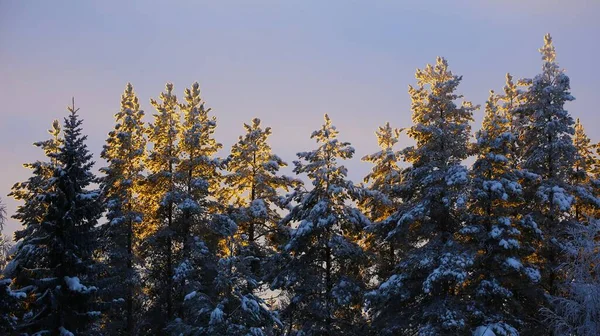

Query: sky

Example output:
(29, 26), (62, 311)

(1, 0), (599, 237)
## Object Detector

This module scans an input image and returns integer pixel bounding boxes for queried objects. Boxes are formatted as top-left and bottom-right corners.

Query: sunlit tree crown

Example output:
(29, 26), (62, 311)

(360, 122), (402, 222)
(98, 83), (147, 334)
(406, 56), (476, 166)
(178, 82), (222, 191)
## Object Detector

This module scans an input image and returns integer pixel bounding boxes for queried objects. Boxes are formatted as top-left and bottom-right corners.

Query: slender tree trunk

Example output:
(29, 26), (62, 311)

(166, 198), (173, 320)
(325, 228), (332, 333)
(166, 128), (175, 322)
(126, 214), (134, 336)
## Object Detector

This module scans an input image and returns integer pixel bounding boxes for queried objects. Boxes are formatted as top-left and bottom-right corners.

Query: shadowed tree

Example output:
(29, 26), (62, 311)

(273, 114), (369, 336)
(6, 101), (103, 335)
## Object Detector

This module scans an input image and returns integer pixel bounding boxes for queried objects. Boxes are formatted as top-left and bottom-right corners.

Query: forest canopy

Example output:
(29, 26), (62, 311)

(1, 34), (599, 336)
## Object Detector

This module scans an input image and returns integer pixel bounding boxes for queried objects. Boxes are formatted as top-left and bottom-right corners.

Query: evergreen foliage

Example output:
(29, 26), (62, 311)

(1, 34), (598, 336)
(367, 57), (477, 335)
(99, 83), (147, 335)
(272, 114), (369, 335)
(5, 102), (102, 335)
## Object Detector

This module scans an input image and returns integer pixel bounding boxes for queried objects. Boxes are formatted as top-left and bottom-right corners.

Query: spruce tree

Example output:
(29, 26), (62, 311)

(99, 83), (147, 335)
(6, 102), (103, 335)
(367, 57), (477, 335)
(0, 198), (23, 334)
(272, 114), (369, 335)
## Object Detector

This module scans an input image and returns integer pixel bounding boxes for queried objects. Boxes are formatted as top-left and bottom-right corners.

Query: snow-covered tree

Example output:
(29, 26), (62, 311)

(99, 83), (147, 335)
(221, 118), (297, 272)
(168, 82), (223, 331)
(359, 122), (403, 280)
(272, 114), (369, 335)
(5, 101), (103, 335)
(200, 217), (283, 336)
(139, 83), (181, 333)
(367, 57), (477, 335)
(569, 119), (599, 222)
(514, 34), (577, 301)
(542, 218), (600, 336)
(0, 198), (22, 334)
(499, 73), (527, 169)
(0, 199), (11, 271)
(188, 117), (297, 335)
(594, 142), (600, 218)
(540, 119), (600, 336)
(461, 91), (541, 335)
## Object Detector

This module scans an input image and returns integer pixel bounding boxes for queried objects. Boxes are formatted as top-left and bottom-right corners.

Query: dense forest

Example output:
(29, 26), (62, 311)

(0, 34), (599, 336)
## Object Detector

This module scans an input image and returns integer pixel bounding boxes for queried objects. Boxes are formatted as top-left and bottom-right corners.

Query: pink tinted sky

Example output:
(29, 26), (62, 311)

(1, 0), (599, 236)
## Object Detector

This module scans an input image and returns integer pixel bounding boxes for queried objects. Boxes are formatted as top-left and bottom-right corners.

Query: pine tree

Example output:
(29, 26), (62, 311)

(499, 73), (527, 169)
(6, 101), (103, 335)
(194, 117), (297, 335)
(594, 142), (600, 218)
(514, 34), (577, 303)
(460, 91), (541, 335)
(570, 119), (599, 222)
(272, 114), (369, 335)
(99, 83), (147, 335)
(0, 199), (11, 271)
(540, 118), (600, 335)
(203, 217), (283, 336)
(168, 82), (223, 332)
(138, 83), (182, 333)
(359, 122), (403, 281)
(541, 217), (600, 335)
(221, 118), (296, 274)
(367, 57), (477, 335)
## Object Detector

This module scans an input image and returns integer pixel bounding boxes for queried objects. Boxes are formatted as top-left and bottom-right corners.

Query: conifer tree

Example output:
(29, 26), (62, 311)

(541, 219), (600, 336)
(0, 198), (22, 334)
(0, 199), (10, 271)
(140, 83), (181, 333)
(499, 73), (526, 169)
(221, 118), (296, 274)
(168, 82), (223, 331)
(6, 102), (103, 335)
(359, 122), (403, 280)
(189, 117), (297, 335)
(272, 114), (369, 335)
(570, 119), (599, 221)
(202, 216), (283, 336)
(540, 118), (600, 335)
(460, 91), (541, 335)
(367, 57), (477, 335)
(99, 83), (146, 335)
(514, 34), (578, 302)
(594, 142), (600, 218)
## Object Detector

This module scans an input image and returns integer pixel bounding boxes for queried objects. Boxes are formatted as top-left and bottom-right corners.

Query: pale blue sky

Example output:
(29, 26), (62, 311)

(1, 0), (599, 236)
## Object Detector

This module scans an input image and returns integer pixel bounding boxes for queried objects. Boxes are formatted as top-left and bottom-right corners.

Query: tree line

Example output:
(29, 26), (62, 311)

(1, 34), (599, 336)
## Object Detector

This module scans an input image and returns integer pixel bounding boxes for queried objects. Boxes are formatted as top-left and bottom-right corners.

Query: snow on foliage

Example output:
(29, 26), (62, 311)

(64, 276), (97, 294)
